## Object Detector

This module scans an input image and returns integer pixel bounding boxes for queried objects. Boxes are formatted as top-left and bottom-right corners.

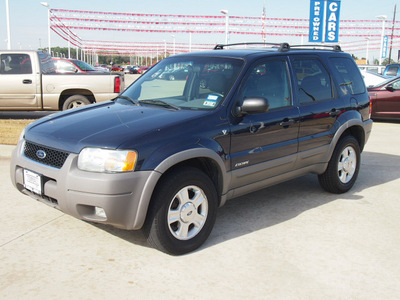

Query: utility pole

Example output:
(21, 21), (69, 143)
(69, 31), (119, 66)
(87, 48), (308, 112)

(389, 4), (397, 64)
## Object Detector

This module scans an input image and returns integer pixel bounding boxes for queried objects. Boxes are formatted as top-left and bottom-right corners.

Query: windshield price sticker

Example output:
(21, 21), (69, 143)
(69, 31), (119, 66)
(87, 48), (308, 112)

(23, 169), (42, 195)
(203, 95), (219, 107)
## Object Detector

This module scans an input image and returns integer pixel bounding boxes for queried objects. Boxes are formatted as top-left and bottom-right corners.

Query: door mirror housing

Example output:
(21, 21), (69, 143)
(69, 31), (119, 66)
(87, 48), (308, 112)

(386, 84), (395, 92)
(236, 97), (270, 117)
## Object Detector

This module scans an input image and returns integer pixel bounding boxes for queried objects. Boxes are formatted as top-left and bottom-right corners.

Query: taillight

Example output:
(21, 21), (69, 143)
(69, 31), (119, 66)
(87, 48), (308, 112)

(369, 95), (372, 119)
(114, 77), (121, 93)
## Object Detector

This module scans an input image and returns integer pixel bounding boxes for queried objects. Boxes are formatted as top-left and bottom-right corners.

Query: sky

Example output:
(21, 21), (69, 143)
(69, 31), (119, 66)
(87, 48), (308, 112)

(1, 0), (399, 59)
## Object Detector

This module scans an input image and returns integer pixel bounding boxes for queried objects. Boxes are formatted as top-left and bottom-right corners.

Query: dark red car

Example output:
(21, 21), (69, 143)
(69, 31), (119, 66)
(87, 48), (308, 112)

(368, 77), (400, 119)
(52, 58), (104, 74)
(111, 65), (124, 72)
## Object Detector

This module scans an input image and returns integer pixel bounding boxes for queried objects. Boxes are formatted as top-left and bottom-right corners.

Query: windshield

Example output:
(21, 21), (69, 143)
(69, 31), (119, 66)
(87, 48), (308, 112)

(370, 77), (393, 88)
(121, 56), (244, 110)
(74, 60), (97, 71)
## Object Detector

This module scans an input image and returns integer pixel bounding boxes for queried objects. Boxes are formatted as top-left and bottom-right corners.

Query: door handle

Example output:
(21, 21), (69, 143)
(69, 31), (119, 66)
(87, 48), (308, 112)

(23, 79), (32, 84)
(279, 118), (295, 127)
(329, 108), (341, 117)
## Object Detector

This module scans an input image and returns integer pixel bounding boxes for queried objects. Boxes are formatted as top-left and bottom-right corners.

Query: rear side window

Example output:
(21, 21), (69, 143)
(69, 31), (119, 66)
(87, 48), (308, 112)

(330, 57), (365, 95)
(293, 58), (333, 104)
(0, 53), (32, 74)
(386, 66), (399, 77)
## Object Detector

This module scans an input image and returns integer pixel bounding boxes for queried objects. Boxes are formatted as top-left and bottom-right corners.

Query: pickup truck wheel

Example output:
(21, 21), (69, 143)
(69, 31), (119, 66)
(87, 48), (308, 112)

(62, 95), (91, 110)
(318, 135), (360, 194)
(144, 167), (218, 255)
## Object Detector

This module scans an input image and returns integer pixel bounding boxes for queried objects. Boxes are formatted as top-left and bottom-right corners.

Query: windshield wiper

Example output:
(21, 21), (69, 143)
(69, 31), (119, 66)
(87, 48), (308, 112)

(140, 99), (181, 110)
(115, 95), (140, 106)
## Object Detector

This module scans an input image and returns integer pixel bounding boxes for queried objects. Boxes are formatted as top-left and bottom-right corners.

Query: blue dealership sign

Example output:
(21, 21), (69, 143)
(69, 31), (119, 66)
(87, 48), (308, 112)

(324, 0), (341, 42)
(382, 35), (389, 58)
(309, 0), (325, 42)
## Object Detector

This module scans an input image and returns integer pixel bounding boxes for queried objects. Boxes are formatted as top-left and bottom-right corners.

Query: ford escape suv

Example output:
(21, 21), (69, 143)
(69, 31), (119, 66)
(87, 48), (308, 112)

(10, 43), (373, 255)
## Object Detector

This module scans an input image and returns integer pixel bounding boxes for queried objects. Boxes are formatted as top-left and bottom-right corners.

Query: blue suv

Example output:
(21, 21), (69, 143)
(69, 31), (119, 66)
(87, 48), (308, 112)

(11, 43), (373, 255)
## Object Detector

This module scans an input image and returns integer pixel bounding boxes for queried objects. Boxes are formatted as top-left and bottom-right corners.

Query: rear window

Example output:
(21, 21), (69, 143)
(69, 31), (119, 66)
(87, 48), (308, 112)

(385, 66), (399, 77)
(330, 57), (365, 95)
(38, 51), (56, 74)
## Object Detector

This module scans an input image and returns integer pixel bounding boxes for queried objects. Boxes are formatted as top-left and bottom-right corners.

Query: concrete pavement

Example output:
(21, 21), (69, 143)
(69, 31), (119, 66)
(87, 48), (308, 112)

(0, 145), (15, 159)
(1, 122), (400, 299)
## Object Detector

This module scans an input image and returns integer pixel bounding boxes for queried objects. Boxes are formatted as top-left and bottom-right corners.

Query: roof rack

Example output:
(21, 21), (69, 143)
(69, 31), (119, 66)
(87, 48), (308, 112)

(289, 44), (342, 52)
(213, 43), (341, 52)
(213, 42), (290, 52)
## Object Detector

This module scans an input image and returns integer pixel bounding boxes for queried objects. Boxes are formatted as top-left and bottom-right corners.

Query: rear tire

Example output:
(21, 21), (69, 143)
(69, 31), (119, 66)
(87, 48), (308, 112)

(143, 167), (218, 255)
(62, 95), (91, 110)
(318, 135), (361, 194)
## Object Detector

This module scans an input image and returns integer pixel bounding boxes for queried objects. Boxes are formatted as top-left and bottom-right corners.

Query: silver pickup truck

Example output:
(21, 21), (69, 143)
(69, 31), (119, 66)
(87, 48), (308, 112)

(0, 50), (124, 110)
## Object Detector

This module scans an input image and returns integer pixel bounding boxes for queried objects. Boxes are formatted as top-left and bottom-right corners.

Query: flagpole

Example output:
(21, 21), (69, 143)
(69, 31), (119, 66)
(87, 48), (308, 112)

(388, 4), (396, 64)
(262, 1), (266, 43)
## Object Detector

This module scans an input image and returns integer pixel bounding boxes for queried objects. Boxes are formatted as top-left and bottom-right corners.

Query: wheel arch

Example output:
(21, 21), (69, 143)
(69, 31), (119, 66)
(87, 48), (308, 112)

(132, 148), (230, 230)
(152, 148), (230, 207)
(324, 115), (369, 165)
(59, 89), (96, 110)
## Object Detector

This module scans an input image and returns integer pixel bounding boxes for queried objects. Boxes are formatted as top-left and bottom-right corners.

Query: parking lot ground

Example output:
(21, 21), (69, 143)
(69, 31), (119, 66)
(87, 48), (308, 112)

(1, 122), (400, 299)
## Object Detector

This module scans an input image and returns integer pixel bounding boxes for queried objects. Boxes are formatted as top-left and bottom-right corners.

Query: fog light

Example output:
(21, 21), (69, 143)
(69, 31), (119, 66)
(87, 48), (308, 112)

(95, 207), (107, 219)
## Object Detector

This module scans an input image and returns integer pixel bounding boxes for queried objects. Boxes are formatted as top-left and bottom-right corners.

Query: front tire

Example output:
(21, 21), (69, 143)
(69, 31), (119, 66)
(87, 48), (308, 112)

(318, 135), (361, 194)
(144, 167), (218, 255)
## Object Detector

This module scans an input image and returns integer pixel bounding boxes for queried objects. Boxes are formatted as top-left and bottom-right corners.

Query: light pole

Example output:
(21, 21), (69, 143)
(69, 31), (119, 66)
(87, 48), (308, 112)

(40, 2), (51, 54)
(171, 35), (176, 55)
(187, 29), (192, 52)
(376, 15), (387, 65)
(6, 0), (11, 49)
(365, 37), (370, 65)
(221, 10), (229, 44)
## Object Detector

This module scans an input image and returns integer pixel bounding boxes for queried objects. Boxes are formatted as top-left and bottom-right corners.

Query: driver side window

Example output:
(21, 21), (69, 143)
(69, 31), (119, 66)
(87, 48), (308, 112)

(241, 60), (291, 110)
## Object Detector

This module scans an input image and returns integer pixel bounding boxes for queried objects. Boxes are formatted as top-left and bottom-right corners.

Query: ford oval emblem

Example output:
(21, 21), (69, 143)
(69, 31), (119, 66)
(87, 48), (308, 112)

(36, 150), (47, 159)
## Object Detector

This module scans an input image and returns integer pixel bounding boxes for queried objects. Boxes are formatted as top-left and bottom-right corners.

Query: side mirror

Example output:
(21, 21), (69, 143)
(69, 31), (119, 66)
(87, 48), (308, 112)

(236, 97), (269, 117)
(386, 84), (395, 92)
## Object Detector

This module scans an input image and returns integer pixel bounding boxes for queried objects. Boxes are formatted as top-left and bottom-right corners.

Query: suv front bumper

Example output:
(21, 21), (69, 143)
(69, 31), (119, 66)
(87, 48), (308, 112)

(10, 141), (161, 230)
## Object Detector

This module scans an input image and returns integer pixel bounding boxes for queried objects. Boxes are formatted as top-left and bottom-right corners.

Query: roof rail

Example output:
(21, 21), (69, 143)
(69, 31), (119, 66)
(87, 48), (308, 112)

(213, 43), (341, 52)
(289, 44), (342, 52)
(213, 42), (290, 52)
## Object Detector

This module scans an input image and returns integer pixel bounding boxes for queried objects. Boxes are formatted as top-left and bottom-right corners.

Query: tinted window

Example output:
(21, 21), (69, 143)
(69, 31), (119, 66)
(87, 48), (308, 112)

(293, 58), (333, 104)
(38, 51), (56, 74)
(330, 57), (365, 95)
(0, 53), (32, 74)
(241, 60), (291, 109)
(73, 60), (96, 71)
(386, 66), (399, 77)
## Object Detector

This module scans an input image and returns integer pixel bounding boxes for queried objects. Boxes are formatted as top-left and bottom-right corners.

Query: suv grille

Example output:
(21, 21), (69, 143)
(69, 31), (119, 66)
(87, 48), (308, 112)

(24, 141), (69, 169)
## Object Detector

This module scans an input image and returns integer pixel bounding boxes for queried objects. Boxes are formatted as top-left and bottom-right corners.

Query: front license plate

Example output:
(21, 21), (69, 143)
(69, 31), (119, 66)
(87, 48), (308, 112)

(23, 169), (42, 195)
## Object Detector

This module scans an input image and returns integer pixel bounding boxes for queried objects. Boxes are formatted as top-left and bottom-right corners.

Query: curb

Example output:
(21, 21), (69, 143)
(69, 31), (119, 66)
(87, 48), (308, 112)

(0, 145), (16, 159)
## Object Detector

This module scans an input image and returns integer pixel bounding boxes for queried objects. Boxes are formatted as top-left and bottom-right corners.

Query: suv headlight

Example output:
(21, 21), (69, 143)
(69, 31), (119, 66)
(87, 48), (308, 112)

(78, 148), (138, 173)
